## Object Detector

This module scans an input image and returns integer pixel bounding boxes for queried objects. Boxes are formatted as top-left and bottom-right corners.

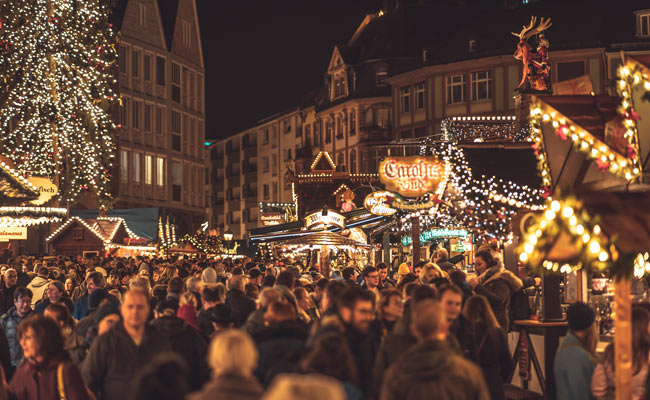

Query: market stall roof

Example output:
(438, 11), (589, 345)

(0, 159), (39, 206)
(47, 216), (139, 244)
(70, 208), (159, 240)
(281, 230), (371, 248)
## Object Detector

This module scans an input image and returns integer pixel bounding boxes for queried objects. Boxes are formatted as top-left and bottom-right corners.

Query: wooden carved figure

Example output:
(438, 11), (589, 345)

(512, 16), (552, 91)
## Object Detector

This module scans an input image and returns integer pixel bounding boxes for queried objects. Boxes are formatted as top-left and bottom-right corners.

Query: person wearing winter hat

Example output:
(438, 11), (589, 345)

(397, 263), (411, 284)
(554, 302), (597, 400)
(94, 303), (121, 336)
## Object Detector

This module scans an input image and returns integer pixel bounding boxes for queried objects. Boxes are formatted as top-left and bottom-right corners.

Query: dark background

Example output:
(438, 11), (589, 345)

(196, 0), (382, 140)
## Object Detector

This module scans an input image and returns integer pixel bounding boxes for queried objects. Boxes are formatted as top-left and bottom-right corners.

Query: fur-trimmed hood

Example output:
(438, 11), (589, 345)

(479, 266), (523, 292)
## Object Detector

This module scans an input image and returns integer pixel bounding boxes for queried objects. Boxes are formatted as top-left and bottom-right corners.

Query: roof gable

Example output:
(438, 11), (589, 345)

(118, 0), (167, 50)
(327, 47), (347, 73)
(158, 0), (180, 50)
(0, 159), (39, 206)
(311, 151), (337, 172)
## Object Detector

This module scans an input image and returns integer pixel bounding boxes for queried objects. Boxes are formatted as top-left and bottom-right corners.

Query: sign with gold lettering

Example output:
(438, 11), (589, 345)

(305, 210), (345, 230)
(364, 191), (397, 216)
(27, 177), (58, 205)
(379, 156), (449, 197)
(0, 227), (27, 241)
(260, 212), (284, 227)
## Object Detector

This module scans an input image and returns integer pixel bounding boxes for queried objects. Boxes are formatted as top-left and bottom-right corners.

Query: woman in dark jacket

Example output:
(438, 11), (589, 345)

(9, 314), (91, 400)
(252, 300), (307, 387)
(463, 295), (514, 400)
(187, 329), (263, 400)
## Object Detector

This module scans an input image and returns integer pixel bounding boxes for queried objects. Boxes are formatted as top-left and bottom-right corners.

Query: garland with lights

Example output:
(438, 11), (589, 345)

(441, 115), (531, 142)
(0, 0), (119, 208)
(517, 190), (616, 276)
(158, 215), (177, 251)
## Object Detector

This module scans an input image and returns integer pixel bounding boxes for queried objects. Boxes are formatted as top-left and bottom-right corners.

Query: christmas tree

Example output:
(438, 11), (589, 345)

(0, 0), (118, 208)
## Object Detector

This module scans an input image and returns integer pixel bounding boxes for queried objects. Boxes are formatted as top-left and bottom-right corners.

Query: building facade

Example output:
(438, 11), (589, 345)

(112, 0), (206, 234)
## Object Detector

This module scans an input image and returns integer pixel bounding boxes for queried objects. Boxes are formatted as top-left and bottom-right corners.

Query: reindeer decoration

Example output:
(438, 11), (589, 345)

(512, 16), (552, 91)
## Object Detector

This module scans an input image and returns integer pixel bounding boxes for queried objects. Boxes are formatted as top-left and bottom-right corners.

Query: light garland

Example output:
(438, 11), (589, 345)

(442, 115), (530, 142)
(530, 97), (640, 185)
(0, 0), (118, 207)
(634, 252), (650, 279)
(517, 192), (615, 273)
(310, 151), (337, 170)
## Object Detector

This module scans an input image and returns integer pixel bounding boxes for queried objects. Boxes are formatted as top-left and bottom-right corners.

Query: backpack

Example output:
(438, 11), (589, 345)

(509, 288), (532, 323)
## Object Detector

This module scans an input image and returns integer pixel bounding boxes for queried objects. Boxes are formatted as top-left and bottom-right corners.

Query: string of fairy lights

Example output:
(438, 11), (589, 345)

(441, 115), (532, 142)
(0, 0), (118, 208)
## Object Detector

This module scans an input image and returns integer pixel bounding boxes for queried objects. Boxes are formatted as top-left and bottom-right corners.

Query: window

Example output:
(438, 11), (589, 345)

(400, 87), (411, 113)
(171, 110), (181, 151)
(182, 20), (192, 47)
(272, 154), (277, 175)
(376, 67), (387, 86)
(557, 61), (585, 82)
(171, 160), (182, 201)
(156, 56), (165, 85)
(197, 75), (203, 109)
(132, 101), (141, 130)
(350, 110), (356, 135)
(263, 156), (269, 173)
(446, 74), (466, 104)
(283, 119), (291, 134)
(336, 116), (344, 139)
(304, 124), (311, 144)
(119, 98), (128, 127)
(337, 153), (345, 171)
(272, 182), (278, 199)
(314, 122), (320, 146)
(171, 63), (181, 102)
(155, 107), (164, 134)
(377, 108), (389, 128)
(263, 184), (269, 200)
(333, 76), (346, 98)
(144, 154), (153, 185)
(73, 228), (83, 240)
(640, 13), (650, 37)
(400, 130), (412, 139)
(133, 152), (142, 183)
(144, 104), (152, 132)
(325, 120), (332, 143)
(415, 82), (425, 110)
(284, 148), (292, 162)
(132, 50), (140, 78)
(349, 150), (357, 174)
(471, 70), (491, 101)
(119, 45), (128, 74)
(138, 3), (145, 25)
(120, 149), (129, 182)
(156, 157), (165, 187)
(143, 54), (151, 81)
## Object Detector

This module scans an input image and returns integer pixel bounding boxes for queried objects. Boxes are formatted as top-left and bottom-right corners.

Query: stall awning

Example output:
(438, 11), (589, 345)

(70, 208), (159, 240)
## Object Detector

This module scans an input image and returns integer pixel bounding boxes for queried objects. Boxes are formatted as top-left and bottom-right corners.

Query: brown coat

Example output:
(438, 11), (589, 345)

(380, 339), (490, 400)
(475, 269), (522, 331)
(186, 374), (263, 400)
(9, 354), (91, 400)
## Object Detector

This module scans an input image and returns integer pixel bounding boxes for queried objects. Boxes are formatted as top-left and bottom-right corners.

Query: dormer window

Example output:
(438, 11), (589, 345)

(332, 75), (347, 100)
(376, 67), (387, 87)
(635, 10), (650, 37)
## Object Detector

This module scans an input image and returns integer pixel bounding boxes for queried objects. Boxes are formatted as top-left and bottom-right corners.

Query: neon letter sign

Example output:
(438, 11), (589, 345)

(379, 156), (448, 197)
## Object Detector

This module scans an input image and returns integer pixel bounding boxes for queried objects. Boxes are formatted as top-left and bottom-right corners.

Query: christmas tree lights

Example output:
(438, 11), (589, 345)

(0, 0), (118, 208)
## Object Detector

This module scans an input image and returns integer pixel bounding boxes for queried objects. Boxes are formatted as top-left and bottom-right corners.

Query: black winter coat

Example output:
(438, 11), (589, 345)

(151, 315), (210, 390)
(225, 289), (256, 328)
(473, 325), (513, 400)
(81, 322), (171, 400)
(252, 320), (307, 387)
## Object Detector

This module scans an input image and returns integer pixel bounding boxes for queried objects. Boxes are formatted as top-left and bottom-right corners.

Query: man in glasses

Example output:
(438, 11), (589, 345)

(0, 269), (18, 315)
(361, 266), (380, 299)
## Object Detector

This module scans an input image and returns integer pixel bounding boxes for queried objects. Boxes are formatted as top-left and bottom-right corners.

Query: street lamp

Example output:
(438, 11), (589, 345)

(223, 230), (234, 242)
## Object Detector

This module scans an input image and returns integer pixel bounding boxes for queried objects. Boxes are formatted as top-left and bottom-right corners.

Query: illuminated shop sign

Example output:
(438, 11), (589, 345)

(305, 210), (345, 230)
(379, 156), (449, 198)
(401, 228), (468, 247)
(364, 191), (397, 216)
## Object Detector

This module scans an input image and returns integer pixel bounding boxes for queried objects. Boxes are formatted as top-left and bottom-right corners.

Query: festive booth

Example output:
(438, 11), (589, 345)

(46, 216), (153, 257)
(509, 51), (650, 400)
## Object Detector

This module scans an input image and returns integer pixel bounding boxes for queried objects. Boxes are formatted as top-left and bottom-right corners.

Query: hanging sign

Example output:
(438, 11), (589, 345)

(364, 191), (397, 216)
(0, 227), (27, 241)
(379, 156), (448, 198)
(260, 212), (284, 227)
(27, 177), (58, 205)
(305, 210), (345, 230)
(401, 228), (468, 246)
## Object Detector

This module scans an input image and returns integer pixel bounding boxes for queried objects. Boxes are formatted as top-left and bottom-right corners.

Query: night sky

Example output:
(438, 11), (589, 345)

(196, 0), (382, 140)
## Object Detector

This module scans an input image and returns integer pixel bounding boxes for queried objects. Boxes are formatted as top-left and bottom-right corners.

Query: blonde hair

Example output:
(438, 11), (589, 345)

(129, 277), (151, 298)
(180, 291), (197, 308)
(262, 373), (346, 400)
(208, 329), (258, 377)
(419, 262), (447, 284)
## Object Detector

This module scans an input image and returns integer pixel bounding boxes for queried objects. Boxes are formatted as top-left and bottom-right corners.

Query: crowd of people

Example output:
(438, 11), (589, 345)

(0, 246), (644, 399)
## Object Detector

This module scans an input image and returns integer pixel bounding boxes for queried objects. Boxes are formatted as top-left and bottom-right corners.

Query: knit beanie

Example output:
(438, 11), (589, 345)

(398, 263), (410, 276)
(94, 303), (120, 325)
(566, 302), (595, 331)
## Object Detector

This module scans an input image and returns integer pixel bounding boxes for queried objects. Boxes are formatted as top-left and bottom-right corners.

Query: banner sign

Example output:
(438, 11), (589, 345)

(364, 191), (397, 216)
(27, 177), (58, 205)
(0, 227), (27, 241)
(260, 212), (284, 227)
(401, 228), (468, 247)
(379, 156), (448, 198)
(305, 210), (345, 230)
